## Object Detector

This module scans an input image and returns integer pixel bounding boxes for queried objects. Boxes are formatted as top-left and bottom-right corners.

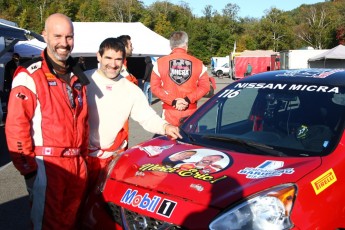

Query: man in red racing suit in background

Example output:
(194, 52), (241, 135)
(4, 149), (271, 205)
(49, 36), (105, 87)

(151, 31), (210, 126)
(5, 13), (89, 230)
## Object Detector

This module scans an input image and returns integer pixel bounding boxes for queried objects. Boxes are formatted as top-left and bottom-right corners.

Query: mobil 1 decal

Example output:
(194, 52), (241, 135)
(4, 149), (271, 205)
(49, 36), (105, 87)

(120, 189), (177, 218)
(139, 149), (232, 184)
(169, 59), (192, 85)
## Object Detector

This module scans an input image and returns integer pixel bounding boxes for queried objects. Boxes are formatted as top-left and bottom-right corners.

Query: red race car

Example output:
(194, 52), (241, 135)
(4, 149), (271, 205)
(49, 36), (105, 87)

(82, 69), (345, 230)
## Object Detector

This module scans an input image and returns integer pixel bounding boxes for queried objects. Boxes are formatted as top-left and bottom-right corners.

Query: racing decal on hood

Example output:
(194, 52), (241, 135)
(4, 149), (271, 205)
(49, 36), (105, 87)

(138, 149), (231, 184)
(311, 168), (337, 195)
(120, 189), (177, 218)
(169, 59), (192, 85)
(139, 144), (174, 157)
(238, 160), (294, 179)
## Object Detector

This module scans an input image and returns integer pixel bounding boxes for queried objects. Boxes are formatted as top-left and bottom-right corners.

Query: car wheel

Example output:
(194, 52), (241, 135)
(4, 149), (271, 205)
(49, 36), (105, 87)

(204, 84), (214, 98)
(216, 70), (223, 78)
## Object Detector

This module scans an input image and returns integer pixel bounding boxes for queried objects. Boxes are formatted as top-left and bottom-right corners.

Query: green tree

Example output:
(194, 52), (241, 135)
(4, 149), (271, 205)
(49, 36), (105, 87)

(258, 8), (293, 51)
(154, 13), (174, 38)
(295, 6), (331, 49)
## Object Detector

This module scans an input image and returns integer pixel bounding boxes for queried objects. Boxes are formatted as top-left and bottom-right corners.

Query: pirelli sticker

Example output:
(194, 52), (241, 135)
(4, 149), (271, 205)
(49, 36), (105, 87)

(311, 169), (337, 195)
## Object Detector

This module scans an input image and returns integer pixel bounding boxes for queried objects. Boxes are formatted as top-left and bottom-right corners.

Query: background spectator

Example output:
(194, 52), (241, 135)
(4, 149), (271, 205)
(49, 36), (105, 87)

(142, 56), (153, 104)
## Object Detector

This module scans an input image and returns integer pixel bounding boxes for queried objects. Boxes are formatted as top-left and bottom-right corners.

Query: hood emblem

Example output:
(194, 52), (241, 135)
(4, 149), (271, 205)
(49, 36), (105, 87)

(190, 183), (204, 192)
(135, 171), (145, 177)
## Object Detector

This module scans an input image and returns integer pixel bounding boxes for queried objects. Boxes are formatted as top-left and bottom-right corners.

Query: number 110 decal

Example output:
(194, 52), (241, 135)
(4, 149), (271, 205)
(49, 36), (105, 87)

(157, 199), (177, 218)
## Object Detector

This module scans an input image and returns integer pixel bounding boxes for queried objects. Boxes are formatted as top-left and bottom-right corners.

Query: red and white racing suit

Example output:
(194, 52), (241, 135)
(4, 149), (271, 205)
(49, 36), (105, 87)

(151, 48), (210, 126)
(5, 50), (89, 230)
(85, 69), (168, 192)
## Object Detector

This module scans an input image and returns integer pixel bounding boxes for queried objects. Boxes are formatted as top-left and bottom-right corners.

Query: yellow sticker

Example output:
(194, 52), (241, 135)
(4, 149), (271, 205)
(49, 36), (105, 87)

(45, 73), (56, 80)
(311, 168), (337, 195)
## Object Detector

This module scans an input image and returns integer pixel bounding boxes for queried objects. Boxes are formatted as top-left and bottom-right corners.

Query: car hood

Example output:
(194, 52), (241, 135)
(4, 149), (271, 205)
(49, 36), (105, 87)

(111, 137), (321, 209)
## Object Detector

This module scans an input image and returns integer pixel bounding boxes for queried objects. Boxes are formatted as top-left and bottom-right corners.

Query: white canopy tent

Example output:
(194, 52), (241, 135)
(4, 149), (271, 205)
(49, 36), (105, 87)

(72, 22), (170, 57)
(14, 22), (171, 58)
(308, 45), (345, 68)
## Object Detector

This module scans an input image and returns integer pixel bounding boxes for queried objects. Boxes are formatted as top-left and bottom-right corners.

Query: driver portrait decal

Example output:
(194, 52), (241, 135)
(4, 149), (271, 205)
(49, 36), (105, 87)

(138, 149), (232, 184)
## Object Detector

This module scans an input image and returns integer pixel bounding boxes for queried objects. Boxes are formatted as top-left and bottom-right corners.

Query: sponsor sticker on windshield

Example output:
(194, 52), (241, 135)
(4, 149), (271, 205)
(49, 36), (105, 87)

(275, 69), (343, 78)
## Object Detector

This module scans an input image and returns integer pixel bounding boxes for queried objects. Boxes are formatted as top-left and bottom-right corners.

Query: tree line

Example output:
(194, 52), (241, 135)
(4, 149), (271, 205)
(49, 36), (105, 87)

(1, 0), (344, 64)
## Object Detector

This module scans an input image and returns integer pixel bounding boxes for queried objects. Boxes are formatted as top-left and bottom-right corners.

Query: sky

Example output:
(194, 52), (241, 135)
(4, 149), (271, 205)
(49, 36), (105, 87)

(141, 0), (324, 18)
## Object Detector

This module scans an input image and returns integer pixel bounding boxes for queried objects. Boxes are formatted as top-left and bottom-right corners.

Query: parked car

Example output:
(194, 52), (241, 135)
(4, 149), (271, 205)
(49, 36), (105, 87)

(211, 63), (230, 77)
(82, 69), (345, 229)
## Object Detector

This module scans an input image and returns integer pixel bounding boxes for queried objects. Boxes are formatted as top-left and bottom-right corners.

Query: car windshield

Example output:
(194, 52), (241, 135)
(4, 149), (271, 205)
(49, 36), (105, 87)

(181, 80), (345, 157)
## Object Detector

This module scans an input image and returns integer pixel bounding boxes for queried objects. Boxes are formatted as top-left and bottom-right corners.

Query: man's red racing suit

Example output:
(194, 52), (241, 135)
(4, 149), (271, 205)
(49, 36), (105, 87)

(151, 48), (210, 126)
(5, 50), (89, 230)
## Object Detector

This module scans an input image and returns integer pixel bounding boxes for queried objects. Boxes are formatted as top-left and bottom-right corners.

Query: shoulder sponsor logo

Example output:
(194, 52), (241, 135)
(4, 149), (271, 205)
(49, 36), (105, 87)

(27, 61), (42, 74)
(120, 189), (177, 217)
(311, 168), (337, 195)
(238, 160), (294, 179)
(16, 92), (28, 100)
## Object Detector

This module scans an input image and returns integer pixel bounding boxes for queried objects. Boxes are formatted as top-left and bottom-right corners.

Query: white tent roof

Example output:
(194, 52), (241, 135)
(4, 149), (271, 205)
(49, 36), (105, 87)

(308, 45), (345, 61)
(72, 22), (170, 57)
(14, 22), (171, 58)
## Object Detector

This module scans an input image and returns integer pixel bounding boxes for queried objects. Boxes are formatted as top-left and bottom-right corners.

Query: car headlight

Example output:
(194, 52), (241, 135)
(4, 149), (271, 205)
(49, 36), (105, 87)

(95, 153), (123, 194)
(209, 184), (296, 230)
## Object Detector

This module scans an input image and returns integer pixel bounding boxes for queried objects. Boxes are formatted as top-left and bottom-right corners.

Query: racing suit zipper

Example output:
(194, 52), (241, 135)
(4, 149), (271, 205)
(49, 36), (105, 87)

(61, 81), (78, 147)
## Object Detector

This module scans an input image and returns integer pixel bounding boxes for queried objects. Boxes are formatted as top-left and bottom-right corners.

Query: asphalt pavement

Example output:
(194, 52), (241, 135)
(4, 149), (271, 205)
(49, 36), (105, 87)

(0, 74), (233, 229)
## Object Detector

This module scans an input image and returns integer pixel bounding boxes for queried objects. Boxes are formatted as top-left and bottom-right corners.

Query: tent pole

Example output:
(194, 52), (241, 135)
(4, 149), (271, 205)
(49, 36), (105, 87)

(323, 58), (326, 68)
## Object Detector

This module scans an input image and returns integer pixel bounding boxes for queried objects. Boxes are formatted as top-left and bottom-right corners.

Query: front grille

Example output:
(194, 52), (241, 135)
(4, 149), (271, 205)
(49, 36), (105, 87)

(107, 202), (182, 230)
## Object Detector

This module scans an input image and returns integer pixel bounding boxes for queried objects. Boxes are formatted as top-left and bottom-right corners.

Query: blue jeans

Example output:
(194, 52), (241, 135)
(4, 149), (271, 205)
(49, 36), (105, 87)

(143, 82), (152, 104)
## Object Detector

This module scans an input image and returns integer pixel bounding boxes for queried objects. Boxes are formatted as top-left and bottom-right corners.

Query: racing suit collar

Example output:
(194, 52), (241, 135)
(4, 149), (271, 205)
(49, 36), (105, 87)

(42, 49), (89, 86)
(171, 47), (188, 54)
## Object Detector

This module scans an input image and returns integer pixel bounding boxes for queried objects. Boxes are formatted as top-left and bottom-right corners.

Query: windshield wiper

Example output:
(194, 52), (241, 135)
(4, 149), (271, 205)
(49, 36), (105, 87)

(202, 134), (286, 156)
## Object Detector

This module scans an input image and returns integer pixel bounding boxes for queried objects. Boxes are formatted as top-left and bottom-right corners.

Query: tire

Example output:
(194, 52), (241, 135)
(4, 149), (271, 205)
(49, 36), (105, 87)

(204, 84), (214, 98)
(216, 70), (223, 78)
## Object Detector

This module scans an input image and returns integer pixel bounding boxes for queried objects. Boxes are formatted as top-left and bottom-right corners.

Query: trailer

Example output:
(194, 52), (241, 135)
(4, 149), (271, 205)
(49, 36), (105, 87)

(279, 48), (329, 70)
(234, 50), (277, 79)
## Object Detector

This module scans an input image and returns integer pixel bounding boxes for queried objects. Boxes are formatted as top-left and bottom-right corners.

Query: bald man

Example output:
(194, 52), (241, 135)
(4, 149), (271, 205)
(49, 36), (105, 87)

(5, 13), (89, 230)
